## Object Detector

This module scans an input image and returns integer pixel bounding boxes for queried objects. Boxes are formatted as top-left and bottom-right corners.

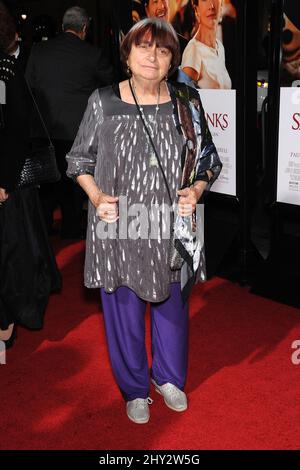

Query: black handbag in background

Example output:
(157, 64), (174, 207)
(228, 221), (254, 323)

(18, 140), (59, 188)
(17, 81), (60, 188)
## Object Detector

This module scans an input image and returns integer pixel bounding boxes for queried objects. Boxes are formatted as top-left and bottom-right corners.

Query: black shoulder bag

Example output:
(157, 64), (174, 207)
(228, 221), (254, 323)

(17, 82), (61, 188)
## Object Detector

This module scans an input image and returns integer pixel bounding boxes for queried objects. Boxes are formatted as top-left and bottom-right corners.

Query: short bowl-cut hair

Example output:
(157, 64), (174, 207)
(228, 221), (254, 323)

(120, 17), (180, 77)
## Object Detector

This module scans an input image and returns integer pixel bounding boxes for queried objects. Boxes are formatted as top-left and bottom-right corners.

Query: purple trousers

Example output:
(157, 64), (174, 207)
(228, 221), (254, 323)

(100, 283), (189, 401)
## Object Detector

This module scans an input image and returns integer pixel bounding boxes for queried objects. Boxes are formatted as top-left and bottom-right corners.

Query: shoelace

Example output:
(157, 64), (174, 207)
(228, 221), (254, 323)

(133, 397), (154, 409)
(162, 383), (182, 397)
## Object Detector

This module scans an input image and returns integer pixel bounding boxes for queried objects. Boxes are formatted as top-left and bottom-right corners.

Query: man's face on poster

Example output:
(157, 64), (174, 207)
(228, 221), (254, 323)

(194, 0), (223, 29)
(145, 0), (169, 22)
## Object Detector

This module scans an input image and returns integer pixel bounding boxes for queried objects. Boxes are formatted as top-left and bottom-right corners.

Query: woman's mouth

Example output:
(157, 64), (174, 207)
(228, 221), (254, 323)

(156, 10), (167, 19)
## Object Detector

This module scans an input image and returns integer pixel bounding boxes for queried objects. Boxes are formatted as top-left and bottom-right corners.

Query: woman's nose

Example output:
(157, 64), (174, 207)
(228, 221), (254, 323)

(147, 47), (157, 61)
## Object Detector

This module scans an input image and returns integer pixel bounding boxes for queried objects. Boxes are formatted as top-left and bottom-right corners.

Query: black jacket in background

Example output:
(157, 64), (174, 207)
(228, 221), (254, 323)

(16, 43), (30, 73)
(0, 53), (31, 191)
(25, 32), (114, 141)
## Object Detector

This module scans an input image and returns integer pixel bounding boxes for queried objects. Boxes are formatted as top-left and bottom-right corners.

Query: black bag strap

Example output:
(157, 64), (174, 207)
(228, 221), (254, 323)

(25, 80), (53, 146)
(129, 79), (173, 208)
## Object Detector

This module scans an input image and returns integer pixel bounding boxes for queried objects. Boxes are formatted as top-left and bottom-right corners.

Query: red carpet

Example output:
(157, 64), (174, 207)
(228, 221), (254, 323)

(1, 237), (300, 450)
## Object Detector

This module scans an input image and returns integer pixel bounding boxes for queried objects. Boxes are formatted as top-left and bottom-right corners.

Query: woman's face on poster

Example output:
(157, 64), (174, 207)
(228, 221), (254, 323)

(194, 0), (223, 29)
(146, 0), (169, 21)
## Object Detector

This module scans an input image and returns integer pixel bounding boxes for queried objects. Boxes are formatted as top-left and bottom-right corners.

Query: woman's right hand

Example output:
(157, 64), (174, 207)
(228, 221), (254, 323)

(0, 188), (9, 203)
(76, 175), (119, 224)
(95, 192), (119, 224)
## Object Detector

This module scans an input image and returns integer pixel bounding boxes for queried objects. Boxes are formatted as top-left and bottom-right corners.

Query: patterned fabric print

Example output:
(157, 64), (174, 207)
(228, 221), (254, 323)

(0, 56), (16, 83)
(171, 84), (221, 286)
(67, 89), (185, 302)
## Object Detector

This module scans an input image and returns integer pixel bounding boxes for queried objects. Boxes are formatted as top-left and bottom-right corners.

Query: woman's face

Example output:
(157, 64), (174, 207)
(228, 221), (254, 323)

(146, 0), (169, 21)
(195, 0), (223, 30)
(127, 35), (172, 84)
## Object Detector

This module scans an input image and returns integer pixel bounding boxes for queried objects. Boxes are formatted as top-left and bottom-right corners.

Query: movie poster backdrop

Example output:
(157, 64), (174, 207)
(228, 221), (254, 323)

(131, 0), (237, 196)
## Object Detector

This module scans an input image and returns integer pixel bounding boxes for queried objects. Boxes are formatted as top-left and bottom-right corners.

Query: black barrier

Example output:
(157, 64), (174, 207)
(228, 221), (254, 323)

(98, 0), (133, 80)
(203, 0), (260, 284)
(251, 0), (300, 307)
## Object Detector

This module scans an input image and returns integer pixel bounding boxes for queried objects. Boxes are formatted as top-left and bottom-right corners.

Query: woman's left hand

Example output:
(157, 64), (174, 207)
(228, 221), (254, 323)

(177, 181), (207, 217)
(177, 187), (197, 217)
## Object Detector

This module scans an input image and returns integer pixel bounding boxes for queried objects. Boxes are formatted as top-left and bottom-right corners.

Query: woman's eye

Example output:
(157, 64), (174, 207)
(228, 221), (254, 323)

(158, 48), (169, 56)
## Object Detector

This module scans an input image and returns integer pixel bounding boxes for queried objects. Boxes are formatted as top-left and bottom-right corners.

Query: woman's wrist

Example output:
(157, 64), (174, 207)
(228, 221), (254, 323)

(193, 170), (214, 198)
(90, 188), (103, 208)
(192, 181), (207, 200)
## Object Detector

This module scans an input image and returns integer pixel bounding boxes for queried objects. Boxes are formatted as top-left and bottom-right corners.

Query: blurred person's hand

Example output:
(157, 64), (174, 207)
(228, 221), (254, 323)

(222, 0), (237, 19)
(0, 188), (9, 203)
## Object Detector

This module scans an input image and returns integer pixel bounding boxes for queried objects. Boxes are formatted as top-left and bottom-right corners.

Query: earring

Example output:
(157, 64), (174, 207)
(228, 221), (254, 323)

(127, 65), (131, 76)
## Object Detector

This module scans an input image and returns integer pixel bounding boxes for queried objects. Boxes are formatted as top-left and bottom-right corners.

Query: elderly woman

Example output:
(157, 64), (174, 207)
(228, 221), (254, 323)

(66, 17), (221, 424)
(181, 0), (232, 89)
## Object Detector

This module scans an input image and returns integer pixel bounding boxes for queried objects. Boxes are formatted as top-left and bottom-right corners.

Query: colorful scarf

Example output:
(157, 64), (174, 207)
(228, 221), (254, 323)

(167, 82), (222, 301)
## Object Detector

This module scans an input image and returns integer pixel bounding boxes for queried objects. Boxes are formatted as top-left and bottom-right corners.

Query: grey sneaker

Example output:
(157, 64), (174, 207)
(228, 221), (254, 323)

(126, 397), (153, 424)
(152, 379), (187, 412)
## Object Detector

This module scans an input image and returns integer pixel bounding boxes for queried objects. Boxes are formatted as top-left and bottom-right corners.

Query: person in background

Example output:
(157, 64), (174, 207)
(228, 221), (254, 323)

(181, 0), (232, 89)
(144, 0), (169, 20)
(281, 0), (300, 84)
(219, 0), (237, 88)
(26, 6), (114, 239)
(132, 0), (145, 24)
(0, 2), (61, 348)
(142, 0), (188, 55)
(172, 0), (194, 40)
(4, 30), (28, 71)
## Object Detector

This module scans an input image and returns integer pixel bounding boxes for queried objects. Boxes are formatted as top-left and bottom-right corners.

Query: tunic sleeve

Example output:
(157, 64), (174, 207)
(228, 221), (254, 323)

(66, 89), (103, 180)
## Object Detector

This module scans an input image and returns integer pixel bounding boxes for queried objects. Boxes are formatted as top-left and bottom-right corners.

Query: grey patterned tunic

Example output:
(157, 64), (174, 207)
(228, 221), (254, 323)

(67, 86), (185, 302)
